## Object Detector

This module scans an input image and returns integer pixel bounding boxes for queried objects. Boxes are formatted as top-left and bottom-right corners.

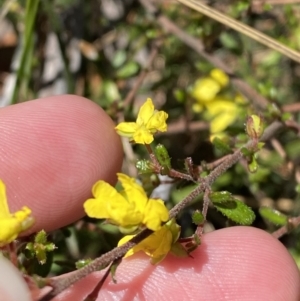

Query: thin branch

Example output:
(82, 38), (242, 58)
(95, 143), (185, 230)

(272, 216), (300, 239)
(39, 121), (284, 301)
(196, 188), (210, 237)
(282, 103), (300, 113)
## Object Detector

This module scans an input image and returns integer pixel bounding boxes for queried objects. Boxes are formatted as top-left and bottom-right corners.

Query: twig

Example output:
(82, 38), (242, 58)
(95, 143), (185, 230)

(196, 189), (210, 237)
(198, 154), (232, 173)
(158, 119), (209, 135)
(283, 103), (300, 113)
(39, 120), (284, 301)
(253, 0), (300, 4)
(272, 216), (300, 239)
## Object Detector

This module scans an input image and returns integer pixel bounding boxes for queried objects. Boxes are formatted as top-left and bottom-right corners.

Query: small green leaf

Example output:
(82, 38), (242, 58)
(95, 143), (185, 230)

(112, 50), (127, 68)
(103, 80), (120, 103)
(154, 144), (171, 175)
(116, 61), (139, 78)
(248, 156), (258, 173)
(241, 147), (251, 156)
(192, 210), (204, 225)
(136, 159), (154, 174)
(210, 191), (232, 203)
(170, 242), (189, 258)
(259, 207), (288, 226)
(173, 89), (185, 103)
(214, 199), (255, 225)
(193, 233), (201, 246)
(110, 259), (122, 283)
(257, 142), (265, 150)
(75, 258), (92, 269)
(35, 230), (47, 244)
(150, 254), (167, 265)
(212, 137), (232, 155)
(282, 112), (292, 122)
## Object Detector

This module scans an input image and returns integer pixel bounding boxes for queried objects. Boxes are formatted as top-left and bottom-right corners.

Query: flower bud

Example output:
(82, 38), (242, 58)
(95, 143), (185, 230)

(246, 115), (264, 139)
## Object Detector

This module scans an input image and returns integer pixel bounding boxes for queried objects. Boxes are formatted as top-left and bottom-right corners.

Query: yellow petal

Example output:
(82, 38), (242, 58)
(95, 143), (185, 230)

(143, 199), (169, 231)
(13, 206), (34, 232)
(117, 173), (148, 214)
(0, 207), (34, 247)
(147, 111), (168, 133)
(0, 218), (21, 246)
(210, 69), (229, 88)
(192, 103), (204, 113)
(115, 122), (138, 138)
(192, 78), (221, 103)
(147, 227), (172, 260)
(206, 100), (238, 133)
(0, 180), (10, 218)
(167, 218), (181, 243)
(136, 98), (155, 125)
(133, 127), (154, 144)
(84, 181), (127, 219)
(117, 234), (143, 257)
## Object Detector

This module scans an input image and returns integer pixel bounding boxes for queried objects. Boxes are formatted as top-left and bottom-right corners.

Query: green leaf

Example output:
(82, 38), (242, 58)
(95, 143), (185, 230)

(75, 258), (92, 269)
(103, 80), (120, 103)
(170, 242), (189, 258)
(214, 199), (255, 225)
(116, 61), (140, 78)
(112, 50), (127, 68)
(192, 210), (204, 225)
(241, 147), (251, 157)
(259, 207), (288, 226)
(212, 137), (232, 155)
(136, 159), (154, 174)
(248, 155), (258, 173)
(173, 88), (185, 103)
(110, 259), (122, 283)
(210, 191), (232, 203)
(154, 144), (171, 175)
(35, 230), (47, 244)
(193, 233), (201, 246)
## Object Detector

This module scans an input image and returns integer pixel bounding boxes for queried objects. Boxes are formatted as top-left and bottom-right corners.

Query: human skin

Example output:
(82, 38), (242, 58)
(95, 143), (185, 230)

(0, 95), (299, 301)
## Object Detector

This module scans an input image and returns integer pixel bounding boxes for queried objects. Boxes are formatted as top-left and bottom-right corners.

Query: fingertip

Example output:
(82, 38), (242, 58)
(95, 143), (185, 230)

(0, 95), (123, 231)
(97, 227), (300, 300)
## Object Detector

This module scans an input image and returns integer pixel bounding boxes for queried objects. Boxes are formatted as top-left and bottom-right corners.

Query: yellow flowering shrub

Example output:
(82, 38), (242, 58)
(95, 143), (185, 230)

(115, 98), (168, 144)
(118, 219), (184, 264)
(0, 180), (34, 247)
(191, 69), (245, 138)
(84, 173), (169, 233)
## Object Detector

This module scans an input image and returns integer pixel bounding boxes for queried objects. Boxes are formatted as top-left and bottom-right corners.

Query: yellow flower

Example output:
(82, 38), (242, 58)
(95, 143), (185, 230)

(115, 98), (168, 144)
(191, 69), (243, 137)
(84, 173), (169, 232)
(210, 68), (229, 88)
(205, 97), (239, 134)
(192, 77), (222, 103)
(118, 219), (184, 264)
(191, 69), (229, 104)
(0, 180), (34, 247)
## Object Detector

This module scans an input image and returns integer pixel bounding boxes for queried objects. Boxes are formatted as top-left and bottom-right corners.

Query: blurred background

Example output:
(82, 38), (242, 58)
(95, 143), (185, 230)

(1, 0), (300, 276)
